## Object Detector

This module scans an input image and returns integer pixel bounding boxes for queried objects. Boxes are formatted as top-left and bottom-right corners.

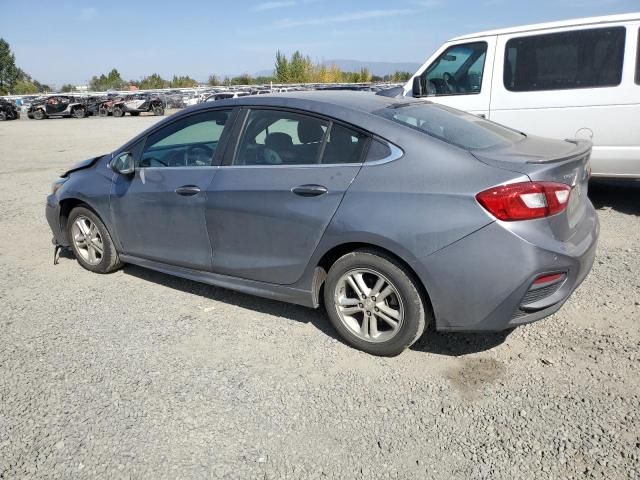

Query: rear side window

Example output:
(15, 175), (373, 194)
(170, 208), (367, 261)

(322, 124), (368, 164)
(376, 103), (524, 150)
(505, 27), (626, 92)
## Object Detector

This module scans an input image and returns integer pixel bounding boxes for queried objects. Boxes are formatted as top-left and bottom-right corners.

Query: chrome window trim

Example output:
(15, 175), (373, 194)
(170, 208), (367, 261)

(365, 143), (404, 166)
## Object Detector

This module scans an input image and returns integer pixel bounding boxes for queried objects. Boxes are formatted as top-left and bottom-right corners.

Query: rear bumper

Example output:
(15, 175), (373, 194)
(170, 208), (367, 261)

(46, 195), (66, 246)
(422, 204), (599, 332)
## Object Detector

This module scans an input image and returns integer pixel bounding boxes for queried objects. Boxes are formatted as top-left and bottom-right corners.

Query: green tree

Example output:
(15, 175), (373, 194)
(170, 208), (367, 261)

(274, 50), (290, 83)
(89, 68), (126, 91)
(0, 38), (19, 94)
(207, 74), (220, 86)
(13, 79), (39, 94)
(139, 73), (168, 90)
(169, 75), (198, 88)
(60, 84), (75, 93)
(230, 73), (253, 85)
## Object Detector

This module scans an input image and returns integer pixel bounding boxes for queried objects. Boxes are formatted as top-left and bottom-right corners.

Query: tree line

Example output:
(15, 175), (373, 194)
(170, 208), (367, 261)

(0, 38), (51, 95)
(1, 37), (412, 96)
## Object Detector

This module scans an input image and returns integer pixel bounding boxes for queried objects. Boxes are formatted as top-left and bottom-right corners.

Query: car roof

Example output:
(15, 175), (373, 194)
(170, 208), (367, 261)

(449, 12), (639, 41)
(191, 90), (412, 118)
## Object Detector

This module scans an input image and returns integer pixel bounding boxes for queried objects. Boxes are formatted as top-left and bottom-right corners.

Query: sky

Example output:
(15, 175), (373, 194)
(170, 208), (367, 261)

(0, 0), (638, 86)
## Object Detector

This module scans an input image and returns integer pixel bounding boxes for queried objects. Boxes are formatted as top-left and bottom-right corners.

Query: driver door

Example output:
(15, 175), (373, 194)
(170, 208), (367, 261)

(416, 36), (496, 117)
(110, 109), (234, 271)
(46, 96), (67, 115)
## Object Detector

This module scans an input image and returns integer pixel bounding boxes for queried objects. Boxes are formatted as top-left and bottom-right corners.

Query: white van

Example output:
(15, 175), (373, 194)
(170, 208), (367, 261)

(404, 13), (640, 178)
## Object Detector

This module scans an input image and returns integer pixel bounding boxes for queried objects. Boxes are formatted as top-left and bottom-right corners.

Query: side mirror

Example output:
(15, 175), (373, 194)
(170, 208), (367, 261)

(111, 152), (135, 175)
(412, 75), (425, 97)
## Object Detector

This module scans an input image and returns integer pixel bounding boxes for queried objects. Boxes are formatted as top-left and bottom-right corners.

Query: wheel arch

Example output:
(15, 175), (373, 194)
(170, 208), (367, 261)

(312, 241), (433, 316)
(59, 198), (109, 245)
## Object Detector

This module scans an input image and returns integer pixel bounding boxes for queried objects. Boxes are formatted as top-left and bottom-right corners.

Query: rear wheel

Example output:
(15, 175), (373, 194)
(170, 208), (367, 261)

(33, 109), (45, 120)
(98, 107), (109, 117)
(323, 249), (428, 356)
(153, 105), (164, 116)
(72, 107), (86, 119)
(112, 106), (124, 118)
(67, 207), (122, 274)
(0, 112), (6, 121)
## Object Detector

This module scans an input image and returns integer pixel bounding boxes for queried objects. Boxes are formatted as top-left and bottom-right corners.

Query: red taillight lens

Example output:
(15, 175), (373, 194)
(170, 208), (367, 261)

(476, 182), (571, 221)
(533, 272), (565, 285)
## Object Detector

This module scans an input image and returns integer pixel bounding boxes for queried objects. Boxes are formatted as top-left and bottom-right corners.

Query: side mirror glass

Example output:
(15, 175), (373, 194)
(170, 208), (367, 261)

(111, 152), (135, 175)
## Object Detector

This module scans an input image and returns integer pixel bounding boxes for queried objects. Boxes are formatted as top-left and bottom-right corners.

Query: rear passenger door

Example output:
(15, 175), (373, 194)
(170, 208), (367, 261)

(490, 24), (639, 177)
(206, 108), (368, 284)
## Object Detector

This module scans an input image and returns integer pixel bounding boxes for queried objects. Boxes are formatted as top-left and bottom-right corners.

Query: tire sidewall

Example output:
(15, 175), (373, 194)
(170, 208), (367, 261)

(67, 207), (121, 274)
(323, 250), (427, 356)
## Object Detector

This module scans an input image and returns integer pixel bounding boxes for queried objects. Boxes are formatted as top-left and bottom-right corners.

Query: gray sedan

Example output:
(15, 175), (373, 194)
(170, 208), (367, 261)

(46, 92), (598, 356)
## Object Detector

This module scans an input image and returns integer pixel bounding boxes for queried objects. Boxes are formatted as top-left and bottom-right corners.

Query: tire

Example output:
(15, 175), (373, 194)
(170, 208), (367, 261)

(98, 108), (109, 117)
(0, 112), (6, 121)
(67, 207), (123, 274)
(33, 109), (45, 120)
(129, 111), (140, 117)
(72, 107), (86, 119)
(112, 106), (124, 118)
(153, 106), (164, 116)
(323, 249), (428, 356)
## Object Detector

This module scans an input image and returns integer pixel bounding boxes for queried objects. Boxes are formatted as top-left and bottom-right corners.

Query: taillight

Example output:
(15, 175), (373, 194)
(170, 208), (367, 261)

(476, 182), (571, 221)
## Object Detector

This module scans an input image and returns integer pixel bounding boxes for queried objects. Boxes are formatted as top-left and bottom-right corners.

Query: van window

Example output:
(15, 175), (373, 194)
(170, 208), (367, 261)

(505, 27), (626, 92)
(423, 42), (487, 96)
(636, 28), (640, 85)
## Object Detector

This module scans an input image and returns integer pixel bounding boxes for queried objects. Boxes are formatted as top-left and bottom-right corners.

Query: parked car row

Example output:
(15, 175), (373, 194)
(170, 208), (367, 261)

(24, 94), (166, 120)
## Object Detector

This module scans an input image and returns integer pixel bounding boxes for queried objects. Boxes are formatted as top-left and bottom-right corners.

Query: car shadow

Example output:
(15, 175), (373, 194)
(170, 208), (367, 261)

(589, 179), (640, 216)
(122, 264), (510, 357)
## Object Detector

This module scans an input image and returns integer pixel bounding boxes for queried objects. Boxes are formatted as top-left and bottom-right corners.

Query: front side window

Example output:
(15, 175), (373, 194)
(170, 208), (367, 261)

(505, 27), (626, 92)
(423, 42), (487, 96)
(375, 102), (524, 150)
(140, 110), (231, 167)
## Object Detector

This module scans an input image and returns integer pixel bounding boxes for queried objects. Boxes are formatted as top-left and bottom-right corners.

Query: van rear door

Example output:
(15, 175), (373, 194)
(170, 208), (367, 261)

(406, 36), (497, 118)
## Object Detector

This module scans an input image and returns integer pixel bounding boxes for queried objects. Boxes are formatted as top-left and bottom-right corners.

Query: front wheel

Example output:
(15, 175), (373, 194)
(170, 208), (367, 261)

(98, 107), (109, 117)
(67, 207), (123, 274)
(153, 105), (164, 116)
(323, 249), (428, 356)
(72, 107), (86, 119)
(112, 106), (124, 117)
(0, 112), (6, 121)
(33, 109), (46, 120)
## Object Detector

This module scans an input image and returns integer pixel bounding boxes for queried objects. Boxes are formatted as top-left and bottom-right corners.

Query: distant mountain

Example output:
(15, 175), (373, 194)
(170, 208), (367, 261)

(255, 59), (420, 78)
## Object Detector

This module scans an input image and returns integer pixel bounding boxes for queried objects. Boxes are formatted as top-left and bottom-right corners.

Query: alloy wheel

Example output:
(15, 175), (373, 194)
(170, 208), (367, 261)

(333, 268), (405, 343)
(71, 216), (104, 265)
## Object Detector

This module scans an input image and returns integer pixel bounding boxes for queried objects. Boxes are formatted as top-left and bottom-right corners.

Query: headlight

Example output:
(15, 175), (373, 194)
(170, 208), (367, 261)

(51, 177), (68, 195)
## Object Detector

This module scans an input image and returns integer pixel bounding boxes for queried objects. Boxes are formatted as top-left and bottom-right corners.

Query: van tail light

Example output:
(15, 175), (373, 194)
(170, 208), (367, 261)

(476, 182), (571, 221)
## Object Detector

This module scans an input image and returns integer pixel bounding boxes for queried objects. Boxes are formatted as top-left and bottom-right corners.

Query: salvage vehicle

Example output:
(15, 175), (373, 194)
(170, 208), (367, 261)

(399, 13), (640, 178)
(203, 91), (250, 102)
(111, 94), (165, 117)
(27, 95), (88, 120)
(0, 98), (20, 120)
(46, 92), (599, 356)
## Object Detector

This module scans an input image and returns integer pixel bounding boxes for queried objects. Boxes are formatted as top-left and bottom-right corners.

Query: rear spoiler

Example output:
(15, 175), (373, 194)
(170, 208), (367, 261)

(524, 139), (592, 164)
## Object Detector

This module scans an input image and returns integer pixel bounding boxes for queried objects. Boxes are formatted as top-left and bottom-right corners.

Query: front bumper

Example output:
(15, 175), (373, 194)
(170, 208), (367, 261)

(46, 195), (66, 246)
(422, 205), (599, 332)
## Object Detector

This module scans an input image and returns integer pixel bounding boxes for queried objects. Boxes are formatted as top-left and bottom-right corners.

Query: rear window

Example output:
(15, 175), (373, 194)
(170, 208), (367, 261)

(505, 27), (626, 92)
(376, 103), (524, 150)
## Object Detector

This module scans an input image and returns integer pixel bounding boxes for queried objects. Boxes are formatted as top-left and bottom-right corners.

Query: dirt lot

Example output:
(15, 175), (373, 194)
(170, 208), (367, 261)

(0, 115), (638, 479)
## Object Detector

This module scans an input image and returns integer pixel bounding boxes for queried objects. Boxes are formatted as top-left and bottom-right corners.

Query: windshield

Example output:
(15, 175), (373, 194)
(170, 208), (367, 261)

(376, 102), (525, 150)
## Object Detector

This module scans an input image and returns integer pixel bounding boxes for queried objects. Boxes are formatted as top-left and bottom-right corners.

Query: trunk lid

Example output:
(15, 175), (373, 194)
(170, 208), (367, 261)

(472, 136), (592, 241)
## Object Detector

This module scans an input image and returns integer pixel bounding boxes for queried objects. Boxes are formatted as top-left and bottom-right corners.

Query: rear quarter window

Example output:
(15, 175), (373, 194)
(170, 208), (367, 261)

(376, 103), (524, 150)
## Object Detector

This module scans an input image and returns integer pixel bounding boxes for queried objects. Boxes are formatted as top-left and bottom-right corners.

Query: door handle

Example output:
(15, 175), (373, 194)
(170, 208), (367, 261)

(175, 185), (201, 196)
(292, 184), (328, 197)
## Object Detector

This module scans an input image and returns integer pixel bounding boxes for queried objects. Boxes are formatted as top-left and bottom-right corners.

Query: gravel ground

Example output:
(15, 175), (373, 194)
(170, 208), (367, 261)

(0, 115), (638, 479)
